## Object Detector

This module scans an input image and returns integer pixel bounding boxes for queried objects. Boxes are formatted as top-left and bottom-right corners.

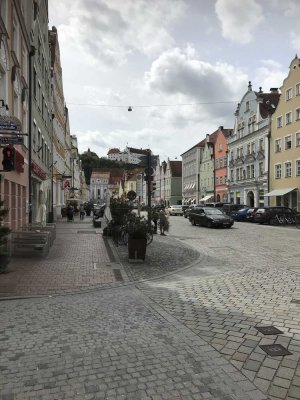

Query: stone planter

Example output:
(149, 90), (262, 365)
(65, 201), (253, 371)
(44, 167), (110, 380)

(128, 238), (147, 262)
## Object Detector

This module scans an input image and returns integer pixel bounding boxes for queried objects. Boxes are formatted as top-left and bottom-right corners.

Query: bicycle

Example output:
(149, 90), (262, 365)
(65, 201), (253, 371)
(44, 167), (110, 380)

(270, 213), (286, 226)
(294, 212), (300, 229)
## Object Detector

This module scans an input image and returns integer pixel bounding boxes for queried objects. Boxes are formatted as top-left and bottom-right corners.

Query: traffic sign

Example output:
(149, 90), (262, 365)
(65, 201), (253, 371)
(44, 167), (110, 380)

(0, 136), (23, 144)
(144, 167), (154, 176)
(127, 190), (137, 201)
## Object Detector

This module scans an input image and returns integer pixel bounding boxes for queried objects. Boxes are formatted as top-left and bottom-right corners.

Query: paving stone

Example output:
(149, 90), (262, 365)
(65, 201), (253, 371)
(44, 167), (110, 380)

(257, 366), (276, 381)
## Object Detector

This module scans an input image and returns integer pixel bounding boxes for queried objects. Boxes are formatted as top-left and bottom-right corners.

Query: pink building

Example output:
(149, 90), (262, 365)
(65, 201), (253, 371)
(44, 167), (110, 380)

(214, 127), (232, 202)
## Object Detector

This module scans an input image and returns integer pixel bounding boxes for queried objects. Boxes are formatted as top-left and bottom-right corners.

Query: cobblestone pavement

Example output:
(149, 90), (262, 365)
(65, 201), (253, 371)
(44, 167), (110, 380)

(0, 217), (127, 297)
(136, 217), (300, 400)
(0, 287), (267, 400)
(114, 235), (200, 282)
(1, 216), (300, 399)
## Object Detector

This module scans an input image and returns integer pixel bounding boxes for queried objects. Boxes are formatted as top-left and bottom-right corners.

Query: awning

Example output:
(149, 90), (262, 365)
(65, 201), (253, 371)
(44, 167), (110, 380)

(200, 194), (213, 202)
(264, 187), (297, 197)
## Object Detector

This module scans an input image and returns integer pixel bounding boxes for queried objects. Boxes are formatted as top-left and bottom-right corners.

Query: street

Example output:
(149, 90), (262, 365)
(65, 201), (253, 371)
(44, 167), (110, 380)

(0, 217), (300, 400)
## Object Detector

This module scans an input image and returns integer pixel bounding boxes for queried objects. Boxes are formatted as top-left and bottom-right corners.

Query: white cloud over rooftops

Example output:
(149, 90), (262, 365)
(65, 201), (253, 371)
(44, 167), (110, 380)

(215, 0), (264, 44)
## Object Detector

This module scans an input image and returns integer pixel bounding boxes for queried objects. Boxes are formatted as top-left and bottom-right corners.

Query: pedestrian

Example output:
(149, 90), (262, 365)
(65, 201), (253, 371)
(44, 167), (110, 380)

(159, 209), (169, 236)
(66, 204), (74, 222)
(151, 208), (159, 234)
(79, 204), (85, 220)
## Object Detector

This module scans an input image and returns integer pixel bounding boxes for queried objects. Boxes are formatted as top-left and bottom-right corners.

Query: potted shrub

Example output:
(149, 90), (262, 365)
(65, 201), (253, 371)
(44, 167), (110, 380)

(0, 199), (11, 273)
(127, 213), (148, 261)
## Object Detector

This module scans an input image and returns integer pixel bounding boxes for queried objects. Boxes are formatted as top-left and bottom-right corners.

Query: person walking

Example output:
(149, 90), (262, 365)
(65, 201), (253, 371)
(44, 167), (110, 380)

(79, 204), (85, 220)
(159, 209), (169, 236)
(66, 204), (74, 222)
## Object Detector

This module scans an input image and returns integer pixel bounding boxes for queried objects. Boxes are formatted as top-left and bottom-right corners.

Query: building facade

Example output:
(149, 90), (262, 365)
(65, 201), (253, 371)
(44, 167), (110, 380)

(181, 141), (204, 205)
(268, 56), (300, 210)
(0, 0), (31, 231)
(227, 82), (279, 206)
(199, 134), (216, 203)
(163, 160), (182, 206)
(214, 127), (232, 202)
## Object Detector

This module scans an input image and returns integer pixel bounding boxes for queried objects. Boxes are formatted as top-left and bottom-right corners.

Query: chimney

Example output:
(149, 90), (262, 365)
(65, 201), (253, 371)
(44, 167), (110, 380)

(206, 134), (210, 142)
(219, 126), (224, 131)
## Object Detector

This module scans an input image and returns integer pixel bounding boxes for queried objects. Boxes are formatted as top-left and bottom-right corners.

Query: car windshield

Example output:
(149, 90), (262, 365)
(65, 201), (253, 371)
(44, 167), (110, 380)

(205, 209), (223, 215)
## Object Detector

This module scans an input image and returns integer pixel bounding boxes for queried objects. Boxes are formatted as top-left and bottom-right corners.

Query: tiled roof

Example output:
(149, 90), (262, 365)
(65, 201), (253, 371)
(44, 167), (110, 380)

(170, 161), (182, 177)
(107, 148), (120, 154)
(127, 147), (149, 155)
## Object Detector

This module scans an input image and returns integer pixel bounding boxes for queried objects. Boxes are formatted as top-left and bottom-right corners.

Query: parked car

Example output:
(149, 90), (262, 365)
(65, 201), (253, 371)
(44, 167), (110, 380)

(189, 207), (234, 228)
(184, 204), (196, 218)
(254, 206), (293, 224)
(230, 208), (250, 221)
(222, 203), (247, 215)
(246, 207), (258, 222)
(202, 202), (224, 209)
(167, 205), (183, 216)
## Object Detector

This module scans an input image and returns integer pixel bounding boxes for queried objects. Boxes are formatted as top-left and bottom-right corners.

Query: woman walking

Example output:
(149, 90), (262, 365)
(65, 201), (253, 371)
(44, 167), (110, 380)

(159, 209), (169, 236)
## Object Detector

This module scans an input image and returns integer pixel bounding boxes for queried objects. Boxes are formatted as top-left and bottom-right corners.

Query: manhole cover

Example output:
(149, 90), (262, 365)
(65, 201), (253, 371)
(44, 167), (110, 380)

(113, 269), (123, 282)
(260, 344), (292, 357)
(255, 326), (283, 335)
(77, 231), (96, 234)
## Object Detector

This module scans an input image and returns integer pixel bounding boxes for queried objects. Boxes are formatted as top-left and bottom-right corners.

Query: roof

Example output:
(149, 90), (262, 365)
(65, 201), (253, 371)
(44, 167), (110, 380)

(127, 147), (149, 155)
(107, 148), (120, 155)
(169, 161), (182, 177)
(181, 139), (205, 156)
(257, 92), (280, 118)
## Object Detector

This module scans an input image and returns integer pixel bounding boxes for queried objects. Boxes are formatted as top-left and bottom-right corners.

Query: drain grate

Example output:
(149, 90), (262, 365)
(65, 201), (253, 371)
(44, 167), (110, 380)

(255, 326), (283, 335)
(260, 344), (292, 357)
(113, 269), (123, 282)
(77, 230), (97, 234)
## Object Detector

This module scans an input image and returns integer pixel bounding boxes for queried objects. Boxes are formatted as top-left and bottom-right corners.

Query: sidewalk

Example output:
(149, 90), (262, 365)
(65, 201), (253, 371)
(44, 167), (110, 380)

(0, 216), (200, 298)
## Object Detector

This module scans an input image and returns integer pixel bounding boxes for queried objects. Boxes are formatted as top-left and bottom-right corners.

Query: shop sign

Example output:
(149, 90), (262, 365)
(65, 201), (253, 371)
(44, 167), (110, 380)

(31, 161), (47, 180)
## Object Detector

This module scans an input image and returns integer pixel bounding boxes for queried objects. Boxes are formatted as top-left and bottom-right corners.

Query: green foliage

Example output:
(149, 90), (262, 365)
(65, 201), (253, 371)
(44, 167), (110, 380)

(79, 150), (139, 185)
(126, 213), (149, 240)
(110, 198), (132, 225)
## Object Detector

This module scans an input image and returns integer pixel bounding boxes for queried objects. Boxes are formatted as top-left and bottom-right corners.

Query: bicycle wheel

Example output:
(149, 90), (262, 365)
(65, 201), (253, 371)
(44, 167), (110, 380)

(146, 231), (153, 245)
(295, 214), (300, 229)
(270, 216), (280, 226)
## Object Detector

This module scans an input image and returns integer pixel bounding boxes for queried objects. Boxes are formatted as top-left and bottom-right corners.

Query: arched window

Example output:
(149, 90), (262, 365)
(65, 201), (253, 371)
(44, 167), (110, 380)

(0, 38), (9, 114)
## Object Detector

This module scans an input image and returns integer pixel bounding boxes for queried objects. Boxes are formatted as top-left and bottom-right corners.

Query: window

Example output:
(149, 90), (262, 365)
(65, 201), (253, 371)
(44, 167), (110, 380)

(285, 162), (292, 178)
(286, 112), (292, 124)
(216, 177), (219, 185)
(296, 83), (300, 96)
(224, 156), (227, 166)
(277, 116), (282, 128)
(259, 162), (264, 176)
(251, 142), (255, 153)
(219, 176), (223, 184)
(218, 143), (222, 151)
(215, 159), (219, 169)
(285, 135), (292, 150)
(246, 101), (250, 111)
(251, 164), (255, 178)
(219, 158), (223, 168)
(33, 68), (37, 99)
(275, 164), (282, 179)
(275, 139), (281, 152)
(259, 138), (264, 151)
(296, 108), (300, 121)
(247, 143), (251, 154)
(286, 88), (292, 101)
(296, 160), (300, 176)
(296, 132), (300, 147)
(246, 165), (250, 179)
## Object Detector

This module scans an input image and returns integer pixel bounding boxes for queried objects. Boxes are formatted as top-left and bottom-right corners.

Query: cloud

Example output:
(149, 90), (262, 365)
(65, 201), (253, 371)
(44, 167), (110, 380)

(145, 46), (247, 122)
(49, 0), (185, 66)
(215, 0), (264, 44)
(254, 59), (286, 91)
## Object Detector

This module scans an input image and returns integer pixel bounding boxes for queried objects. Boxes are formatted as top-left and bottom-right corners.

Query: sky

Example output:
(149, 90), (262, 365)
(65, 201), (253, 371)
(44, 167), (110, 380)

(48, 0), (300, 161)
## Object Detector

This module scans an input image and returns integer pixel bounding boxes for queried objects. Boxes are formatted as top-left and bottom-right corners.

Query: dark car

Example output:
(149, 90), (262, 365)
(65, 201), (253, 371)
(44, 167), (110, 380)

(222, 203), (247, 215)
(246, 207), (258, 222)
(230, 207), (250, 221)
(184, 205), (196, 218)
(254, 206), (293, 224)
(189, 207), (234, 228)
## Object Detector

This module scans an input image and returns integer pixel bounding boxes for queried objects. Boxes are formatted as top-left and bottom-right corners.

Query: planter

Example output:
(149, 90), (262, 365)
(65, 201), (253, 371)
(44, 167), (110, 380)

(128, 238), (147, 262)
(93, 219), (101, 228)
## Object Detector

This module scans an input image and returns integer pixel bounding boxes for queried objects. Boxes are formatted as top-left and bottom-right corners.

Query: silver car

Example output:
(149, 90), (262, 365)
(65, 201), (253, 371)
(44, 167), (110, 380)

(167, 205), (183, 216)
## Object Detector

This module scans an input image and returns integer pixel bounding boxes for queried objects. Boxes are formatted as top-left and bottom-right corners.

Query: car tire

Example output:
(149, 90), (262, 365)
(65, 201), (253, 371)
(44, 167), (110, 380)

(207, 221), (212, 228)
(191, 219), (196, 226)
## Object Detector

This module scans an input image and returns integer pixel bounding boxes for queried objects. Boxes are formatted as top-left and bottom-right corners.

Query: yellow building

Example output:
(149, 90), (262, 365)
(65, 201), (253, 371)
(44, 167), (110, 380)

(268, 56), (300, 211)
